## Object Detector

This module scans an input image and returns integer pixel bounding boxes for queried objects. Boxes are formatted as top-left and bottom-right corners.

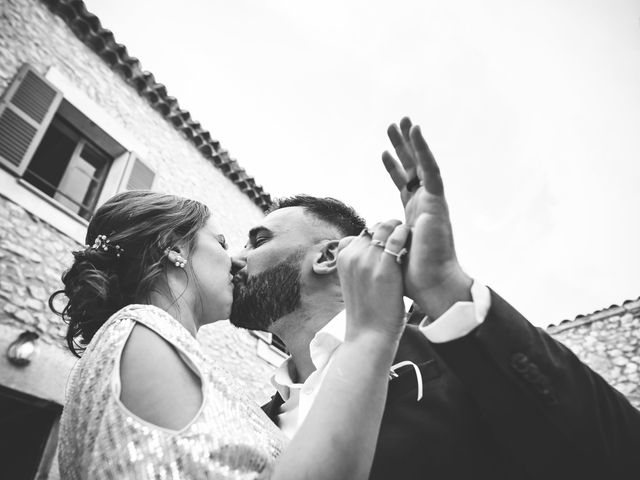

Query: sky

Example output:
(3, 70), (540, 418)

(83, 0), (640, 327)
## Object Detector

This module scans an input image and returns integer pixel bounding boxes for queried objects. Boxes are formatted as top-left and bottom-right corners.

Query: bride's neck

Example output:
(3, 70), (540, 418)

(147, 290), (198, 337)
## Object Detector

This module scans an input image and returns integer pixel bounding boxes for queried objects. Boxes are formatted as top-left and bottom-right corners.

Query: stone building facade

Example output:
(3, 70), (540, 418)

(548, 298), (640, 409)
(0, 0), (286, 478)
(1, 0), (639, 479)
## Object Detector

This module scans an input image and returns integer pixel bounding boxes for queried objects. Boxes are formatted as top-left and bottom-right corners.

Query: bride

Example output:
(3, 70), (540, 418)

(52, 190), (410, 479)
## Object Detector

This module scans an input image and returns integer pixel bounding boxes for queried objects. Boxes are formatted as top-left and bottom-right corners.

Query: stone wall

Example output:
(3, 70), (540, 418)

(0, 0), (263, 251)
(0, 197), (75, 347)
(0, 1), (268, 478)
(0, 0), (277, 409)
(549, 300), (640, 409)
(1, 1), (638, 478)
(0, 195), (278, 403)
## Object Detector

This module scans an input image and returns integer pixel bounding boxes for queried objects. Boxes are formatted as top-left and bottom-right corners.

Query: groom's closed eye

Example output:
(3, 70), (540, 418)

(246, 226), (273, 249)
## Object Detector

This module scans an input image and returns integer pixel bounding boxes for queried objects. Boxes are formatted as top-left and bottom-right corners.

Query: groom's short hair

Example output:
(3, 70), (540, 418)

(270, 195), (366, 237)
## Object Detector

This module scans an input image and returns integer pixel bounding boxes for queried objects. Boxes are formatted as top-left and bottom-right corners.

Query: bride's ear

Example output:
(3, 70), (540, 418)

(312, 240), (340, 275)
(165, 241), (189, 269)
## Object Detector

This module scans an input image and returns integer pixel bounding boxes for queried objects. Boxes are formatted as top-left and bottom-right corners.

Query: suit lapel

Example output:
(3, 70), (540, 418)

(387, 326), (443, 403)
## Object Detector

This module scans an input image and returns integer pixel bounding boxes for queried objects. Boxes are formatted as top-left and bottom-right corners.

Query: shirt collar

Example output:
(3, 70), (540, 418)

(271, 356), (298, 401)
(270, 309), (347, 401)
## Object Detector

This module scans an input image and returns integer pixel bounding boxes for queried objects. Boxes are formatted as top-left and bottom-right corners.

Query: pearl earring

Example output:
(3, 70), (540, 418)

(165, 249), (187, 269)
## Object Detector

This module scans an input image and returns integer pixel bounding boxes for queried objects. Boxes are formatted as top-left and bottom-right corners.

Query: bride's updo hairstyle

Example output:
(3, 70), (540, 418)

(50, 190), (210, 357)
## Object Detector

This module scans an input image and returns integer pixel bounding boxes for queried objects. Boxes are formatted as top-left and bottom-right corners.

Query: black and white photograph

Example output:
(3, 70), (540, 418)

(0, 0), (639, 478)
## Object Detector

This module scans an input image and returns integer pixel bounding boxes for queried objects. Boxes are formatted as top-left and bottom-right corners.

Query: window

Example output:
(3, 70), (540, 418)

(0, 64), (156, 222)
(24, 116), (111, 220)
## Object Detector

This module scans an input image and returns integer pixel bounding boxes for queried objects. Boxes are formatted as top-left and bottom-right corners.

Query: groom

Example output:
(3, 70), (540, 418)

(229, 118), (640, 479)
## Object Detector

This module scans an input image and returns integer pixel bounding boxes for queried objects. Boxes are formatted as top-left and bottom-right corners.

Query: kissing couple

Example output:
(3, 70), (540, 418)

(54, 118), (640, 480)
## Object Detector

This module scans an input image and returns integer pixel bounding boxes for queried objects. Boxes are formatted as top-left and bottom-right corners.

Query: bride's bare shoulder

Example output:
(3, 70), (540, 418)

(118, 322), (204, 431)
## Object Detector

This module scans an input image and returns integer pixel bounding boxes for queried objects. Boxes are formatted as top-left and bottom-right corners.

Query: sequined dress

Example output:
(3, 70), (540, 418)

(58, 304), (285, 479)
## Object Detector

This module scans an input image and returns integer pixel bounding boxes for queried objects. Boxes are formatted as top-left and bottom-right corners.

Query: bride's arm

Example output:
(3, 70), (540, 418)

(271, 222), (410, 480)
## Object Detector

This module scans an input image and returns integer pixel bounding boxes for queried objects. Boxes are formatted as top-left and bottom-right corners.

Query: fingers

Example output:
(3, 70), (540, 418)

(337, 225), (376, 259)
(410, 125), (444, 195)
(379, 224), (411, 268)
(382, 151), (408, 191)
(337, 235), (357, 255)
(370, 220), (402, 248)
(337, 228), (371, 257)
(338, 221), (407, 268)
(387, 124), (417, 179)
(399, 117), (412, 143)
(383, 117), (444, 198)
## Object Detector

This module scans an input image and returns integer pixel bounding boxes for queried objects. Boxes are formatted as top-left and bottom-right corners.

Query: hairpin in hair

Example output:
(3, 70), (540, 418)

(85, 234), (125, 258)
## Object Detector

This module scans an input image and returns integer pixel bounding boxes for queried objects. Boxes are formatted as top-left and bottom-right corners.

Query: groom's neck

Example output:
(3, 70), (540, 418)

(272, 295), (344, 383)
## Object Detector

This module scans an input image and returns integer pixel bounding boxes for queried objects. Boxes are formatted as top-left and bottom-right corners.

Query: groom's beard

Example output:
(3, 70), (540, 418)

(229, 252), (302, 331)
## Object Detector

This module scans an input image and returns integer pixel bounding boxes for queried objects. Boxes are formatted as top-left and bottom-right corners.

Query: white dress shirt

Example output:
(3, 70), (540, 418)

(271, 281), (491, 439)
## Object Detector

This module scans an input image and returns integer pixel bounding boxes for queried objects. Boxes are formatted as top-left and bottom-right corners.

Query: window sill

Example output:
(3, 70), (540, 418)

(17, 179), (90, 227)
(0, 168), (88, 244)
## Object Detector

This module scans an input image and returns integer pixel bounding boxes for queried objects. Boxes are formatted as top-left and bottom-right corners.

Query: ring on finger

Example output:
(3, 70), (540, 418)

(383, 247), (408, 264)
(406, 177), (422, 193)
(370, 239), (386, 248)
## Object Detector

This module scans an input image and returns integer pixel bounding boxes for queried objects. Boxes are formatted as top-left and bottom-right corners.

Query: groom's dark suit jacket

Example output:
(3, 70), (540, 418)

(262, 289), (640, 480)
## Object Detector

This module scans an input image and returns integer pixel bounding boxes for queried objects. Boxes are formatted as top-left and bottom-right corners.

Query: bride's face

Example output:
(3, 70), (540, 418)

(187, 218), (234, 324)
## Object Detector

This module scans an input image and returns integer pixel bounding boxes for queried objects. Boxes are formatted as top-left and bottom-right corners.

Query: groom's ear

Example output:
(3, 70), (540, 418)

(312, 240), (340, 275)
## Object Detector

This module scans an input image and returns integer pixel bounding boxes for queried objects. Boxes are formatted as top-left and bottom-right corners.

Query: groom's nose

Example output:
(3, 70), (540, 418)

(230, 256), (246, 275)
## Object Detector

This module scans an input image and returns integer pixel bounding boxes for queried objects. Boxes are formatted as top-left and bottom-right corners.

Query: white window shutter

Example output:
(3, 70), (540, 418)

(120, 152), (156, 191)
(0, 64), (63, 175)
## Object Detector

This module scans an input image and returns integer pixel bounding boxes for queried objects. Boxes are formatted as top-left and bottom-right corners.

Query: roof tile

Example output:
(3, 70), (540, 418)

(547, 297), (640, 333)
(41, 0), (272, 211)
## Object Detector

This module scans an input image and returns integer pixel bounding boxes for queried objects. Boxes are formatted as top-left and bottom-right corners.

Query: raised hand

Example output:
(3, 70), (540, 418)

(382, 117), (472, 319)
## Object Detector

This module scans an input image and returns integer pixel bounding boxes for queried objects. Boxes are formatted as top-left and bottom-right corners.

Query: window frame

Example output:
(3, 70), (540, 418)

(24, 114), (114, 221)
(0, 65), (155, 243)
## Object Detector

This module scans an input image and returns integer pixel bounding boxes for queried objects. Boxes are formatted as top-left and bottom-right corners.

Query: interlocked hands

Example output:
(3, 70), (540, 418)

(337, 220), (411, 340)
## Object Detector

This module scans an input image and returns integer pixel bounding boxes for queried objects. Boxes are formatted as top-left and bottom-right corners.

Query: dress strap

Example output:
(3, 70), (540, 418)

(113, 304), (208, 371)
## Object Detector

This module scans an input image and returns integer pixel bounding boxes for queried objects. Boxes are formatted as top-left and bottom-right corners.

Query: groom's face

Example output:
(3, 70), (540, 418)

(229, 207), (321, 331)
